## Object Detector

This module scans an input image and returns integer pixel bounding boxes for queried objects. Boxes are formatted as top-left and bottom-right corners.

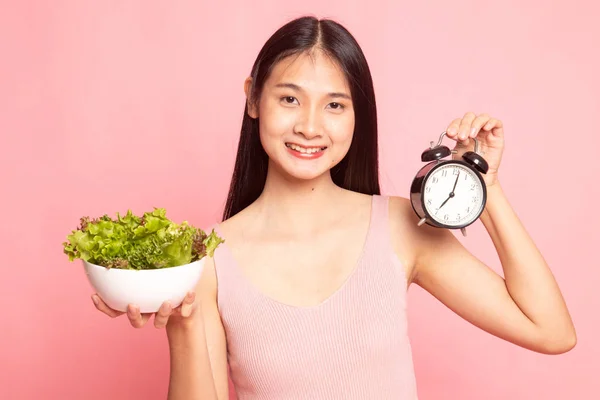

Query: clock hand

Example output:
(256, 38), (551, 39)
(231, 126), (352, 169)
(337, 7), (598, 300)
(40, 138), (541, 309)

(452, 171), (460, 193)
(435, 171), (461, 215)
(436, 173), (460, 214)
(436, 194), (452, 213)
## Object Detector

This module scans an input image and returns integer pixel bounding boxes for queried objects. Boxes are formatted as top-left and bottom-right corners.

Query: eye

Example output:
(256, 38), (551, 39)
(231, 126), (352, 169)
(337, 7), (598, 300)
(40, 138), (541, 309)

(327, 102), (345, 110)
(281, 96), (298, 105)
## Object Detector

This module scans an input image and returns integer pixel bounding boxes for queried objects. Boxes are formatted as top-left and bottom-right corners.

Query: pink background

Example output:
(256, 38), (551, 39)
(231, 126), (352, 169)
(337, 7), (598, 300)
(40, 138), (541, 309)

(2, 1), (598, 399)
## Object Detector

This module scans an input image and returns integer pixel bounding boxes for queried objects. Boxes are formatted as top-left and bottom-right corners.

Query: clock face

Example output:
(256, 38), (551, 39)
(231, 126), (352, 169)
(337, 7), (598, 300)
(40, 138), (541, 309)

(423, 163), (485, 227)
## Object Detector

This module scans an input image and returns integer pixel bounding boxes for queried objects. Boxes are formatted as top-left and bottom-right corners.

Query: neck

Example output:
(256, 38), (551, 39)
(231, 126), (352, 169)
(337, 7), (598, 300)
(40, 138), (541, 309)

(253, 161), (345, 234)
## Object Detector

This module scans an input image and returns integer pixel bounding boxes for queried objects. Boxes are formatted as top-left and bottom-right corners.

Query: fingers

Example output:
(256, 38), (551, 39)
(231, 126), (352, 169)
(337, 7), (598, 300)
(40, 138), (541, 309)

(446, 113), (494, 146)
(470, 114), (492, 138)
(92, 294), (125, 318)
(457, 112), (478, 143)
(91, 293), (149, 328)
(153, 302), (173, 329)
(177, 291), (195, 318)
(445, 118), (461, 139)
(484, 118), (503, 134)
(91, 292), (196, 329)
(127, 304), (151, 328)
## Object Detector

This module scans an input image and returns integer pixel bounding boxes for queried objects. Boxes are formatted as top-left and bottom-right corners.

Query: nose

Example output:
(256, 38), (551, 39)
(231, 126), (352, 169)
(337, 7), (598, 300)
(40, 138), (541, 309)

(293, 107), (322, 139)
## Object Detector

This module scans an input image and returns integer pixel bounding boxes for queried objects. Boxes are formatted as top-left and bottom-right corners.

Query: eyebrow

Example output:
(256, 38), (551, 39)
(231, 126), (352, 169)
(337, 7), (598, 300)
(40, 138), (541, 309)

(274, 83), (352, 100)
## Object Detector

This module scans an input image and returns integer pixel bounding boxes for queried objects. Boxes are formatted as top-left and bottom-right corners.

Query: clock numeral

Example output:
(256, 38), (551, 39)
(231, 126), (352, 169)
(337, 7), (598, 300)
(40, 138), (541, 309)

(457, 213), (461, 220)
(470, 184), (476, 191)
(442, 170), (448, 177)
(427, 199), (432, 205)
(472, 196), (479, 203)
(432, 177), (439, 184)
(466, 207), (470, 213)
(444, 214), (449, 221)
(426, 186), (431, 193)
(453, 168), (460, 176)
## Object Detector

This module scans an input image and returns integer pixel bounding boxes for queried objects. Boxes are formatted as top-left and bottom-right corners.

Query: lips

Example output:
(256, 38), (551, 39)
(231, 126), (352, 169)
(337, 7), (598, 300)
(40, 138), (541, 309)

(285, 142), (327, 159)
(285, 143), (327, 154)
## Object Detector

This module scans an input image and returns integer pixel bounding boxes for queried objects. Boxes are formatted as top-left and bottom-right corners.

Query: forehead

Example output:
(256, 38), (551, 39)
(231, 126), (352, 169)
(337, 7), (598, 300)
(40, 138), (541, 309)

(265, 50), (350, 93)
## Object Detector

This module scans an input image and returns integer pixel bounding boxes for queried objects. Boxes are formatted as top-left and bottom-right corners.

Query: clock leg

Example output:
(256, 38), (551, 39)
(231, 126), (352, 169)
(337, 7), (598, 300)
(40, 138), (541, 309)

(461, 227), (467, 237)
(418, 218), (427, 226)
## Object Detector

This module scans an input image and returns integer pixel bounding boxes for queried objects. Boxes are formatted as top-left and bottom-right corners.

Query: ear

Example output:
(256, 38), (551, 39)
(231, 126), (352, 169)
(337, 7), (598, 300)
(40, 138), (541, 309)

(244, 77), (258, 119)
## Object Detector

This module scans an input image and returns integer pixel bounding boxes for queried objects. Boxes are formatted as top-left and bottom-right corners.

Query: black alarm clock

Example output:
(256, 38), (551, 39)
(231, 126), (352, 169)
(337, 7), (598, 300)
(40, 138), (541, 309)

(410, 131), (489, 236)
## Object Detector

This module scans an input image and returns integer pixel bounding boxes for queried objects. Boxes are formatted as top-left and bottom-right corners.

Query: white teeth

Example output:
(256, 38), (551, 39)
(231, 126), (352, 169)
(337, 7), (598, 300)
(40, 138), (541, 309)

(286, 143), (325, 154)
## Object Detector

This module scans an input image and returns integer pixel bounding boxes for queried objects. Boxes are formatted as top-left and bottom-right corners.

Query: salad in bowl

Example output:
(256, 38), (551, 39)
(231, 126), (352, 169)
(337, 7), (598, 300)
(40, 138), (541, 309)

(63, 208), (223, 312)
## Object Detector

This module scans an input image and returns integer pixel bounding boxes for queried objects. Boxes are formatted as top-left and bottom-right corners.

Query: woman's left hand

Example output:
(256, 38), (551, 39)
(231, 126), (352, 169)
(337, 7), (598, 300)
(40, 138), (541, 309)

(445, 112), (505, 187)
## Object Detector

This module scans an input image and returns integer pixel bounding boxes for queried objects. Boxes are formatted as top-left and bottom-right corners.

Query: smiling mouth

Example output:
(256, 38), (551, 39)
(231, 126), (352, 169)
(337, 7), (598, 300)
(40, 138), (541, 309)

(285, 143), (328, 154)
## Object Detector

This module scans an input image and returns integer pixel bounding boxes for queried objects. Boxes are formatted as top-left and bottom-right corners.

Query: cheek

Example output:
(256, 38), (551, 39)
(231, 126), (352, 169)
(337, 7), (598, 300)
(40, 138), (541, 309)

(258, 103), (295, 147)
(258, 121), (276, 159)
(259, 119), (289, 156)
(328, 117), (355, 150)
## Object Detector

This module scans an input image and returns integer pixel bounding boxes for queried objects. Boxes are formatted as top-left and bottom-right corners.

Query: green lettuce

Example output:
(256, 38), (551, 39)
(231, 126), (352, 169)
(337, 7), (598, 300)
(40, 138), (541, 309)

(62, 208), (224, 270)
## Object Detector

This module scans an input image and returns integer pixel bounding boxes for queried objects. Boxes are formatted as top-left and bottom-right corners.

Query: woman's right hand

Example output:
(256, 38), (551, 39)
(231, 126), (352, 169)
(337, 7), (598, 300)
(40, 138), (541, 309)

(91, 292), (197, 329)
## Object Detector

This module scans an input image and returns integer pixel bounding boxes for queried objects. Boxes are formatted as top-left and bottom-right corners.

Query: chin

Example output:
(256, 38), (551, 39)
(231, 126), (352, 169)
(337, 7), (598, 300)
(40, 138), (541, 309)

(267, 154), (334, 182)
(278, 162), (332, 182)
(287, 169), (330, 181)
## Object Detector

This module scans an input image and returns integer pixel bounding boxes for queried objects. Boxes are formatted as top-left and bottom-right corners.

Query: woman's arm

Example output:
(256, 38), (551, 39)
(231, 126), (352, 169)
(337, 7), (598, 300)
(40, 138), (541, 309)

(478, 183), (576, 350)
(393, 188), (576, 354)
(166, 256), (229, 400)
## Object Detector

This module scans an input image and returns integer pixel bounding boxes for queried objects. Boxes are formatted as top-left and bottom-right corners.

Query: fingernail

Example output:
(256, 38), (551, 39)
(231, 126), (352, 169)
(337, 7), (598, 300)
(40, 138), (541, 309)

(92, 295), (99, 305)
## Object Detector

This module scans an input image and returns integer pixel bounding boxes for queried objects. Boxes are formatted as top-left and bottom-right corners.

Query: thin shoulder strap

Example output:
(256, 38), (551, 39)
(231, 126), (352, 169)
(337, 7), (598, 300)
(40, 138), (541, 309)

(372, 194), (390, 230)
(368, 195), (394, 252)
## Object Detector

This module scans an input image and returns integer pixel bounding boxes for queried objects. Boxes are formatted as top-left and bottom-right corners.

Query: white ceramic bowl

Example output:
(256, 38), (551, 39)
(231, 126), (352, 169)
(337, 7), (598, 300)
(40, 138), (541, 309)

(83, 259), (206, 313)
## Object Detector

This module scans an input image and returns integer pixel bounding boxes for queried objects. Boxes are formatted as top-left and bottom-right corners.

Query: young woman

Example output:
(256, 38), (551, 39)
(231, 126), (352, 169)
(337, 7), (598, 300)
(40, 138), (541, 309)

(92, 16), (576, 399)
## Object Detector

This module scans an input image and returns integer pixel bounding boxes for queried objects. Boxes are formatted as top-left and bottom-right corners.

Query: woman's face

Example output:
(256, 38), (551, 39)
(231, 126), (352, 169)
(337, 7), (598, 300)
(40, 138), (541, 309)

(246, 50), (355, 181)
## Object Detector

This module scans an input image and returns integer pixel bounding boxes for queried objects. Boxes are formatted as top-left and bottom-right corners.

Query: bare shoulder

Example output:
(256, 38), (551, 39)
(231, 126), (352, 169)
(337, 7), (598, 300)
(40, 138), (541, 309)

(387, 195), (456, 285)
(214, 202), (256, 243)
(388, 195), (452, 243)
(198, 253), (217, 298)
(197, 212), (245, 303)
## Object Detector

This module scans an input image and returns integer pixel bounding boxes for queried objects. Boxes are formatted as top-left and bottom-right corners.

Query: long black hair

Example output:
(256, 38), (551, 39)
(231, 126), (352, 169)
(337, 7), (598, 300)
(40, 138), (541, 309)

(222, 16), (380, 221)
